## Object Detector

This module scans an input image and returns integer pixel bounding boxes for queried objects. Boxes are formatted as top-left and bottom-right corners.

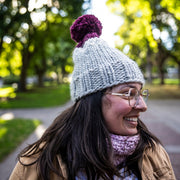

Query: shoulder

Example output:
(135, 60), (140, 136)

(144, 142), (170, 163)
(139, 142), (176, 179)
(9, 152), (41, 180)
(9, 158), (39, 180)
(9, 154), (68, 180)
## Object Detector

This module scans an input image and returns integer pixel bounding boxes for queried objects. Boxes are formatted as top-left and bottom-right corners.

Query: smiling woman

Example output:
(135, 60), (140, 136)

(9, 14), (176, 180)
(102, 83), (147, 136)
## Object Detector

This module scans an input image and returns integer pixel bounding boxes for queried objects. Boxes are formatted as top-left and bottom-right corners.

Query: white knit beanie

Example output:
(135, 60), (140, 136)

(70, 14), (145, 101)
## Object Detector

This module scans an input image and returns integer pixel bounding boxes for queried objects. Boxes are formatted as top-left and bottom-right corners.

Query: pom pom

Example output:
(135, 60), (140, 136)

(70, 14), (102, 47)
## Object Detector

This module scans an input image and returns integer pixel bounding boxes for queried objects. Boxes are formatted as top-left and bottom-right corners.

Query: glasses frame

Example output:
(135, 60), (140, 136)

(110, 88), (149, 107)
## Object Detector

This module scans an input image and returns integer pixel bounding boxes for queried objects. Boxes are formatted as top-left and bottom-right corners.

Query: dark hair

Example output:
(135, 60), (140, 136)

(18, 90), (160, 180)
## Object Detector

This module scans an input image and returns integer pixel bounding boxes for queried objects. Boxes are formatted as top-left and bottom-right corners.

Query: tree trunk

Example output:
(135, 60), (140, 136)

(56, 70), (61, 85)
(170, 55), (180, 87)
(146, 58), (153, 84)
(61, 64), (67, 83)
(146, 44), (153, 84)
(156, 42), (169, 85)
(18, 48), (30, 92)
(37, 73), (44, 87)
(36, 68), (45, 87)
(159, 66), (165, 85)
(0, 37), (3, 55)
(178, 63), (180, 87)
(35, 58), (46, 87)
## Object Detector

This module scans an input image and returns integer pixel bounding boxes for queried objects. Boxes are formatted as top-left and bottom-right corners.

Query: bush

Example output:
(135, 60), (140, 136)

(3, 76), (20, 85)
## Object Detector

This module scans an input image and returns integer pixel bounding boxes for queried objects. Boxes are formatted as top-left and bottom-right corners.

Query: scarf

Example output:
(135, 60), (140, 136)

(110, 134), (140, 166)
(75, 134), (140, 179)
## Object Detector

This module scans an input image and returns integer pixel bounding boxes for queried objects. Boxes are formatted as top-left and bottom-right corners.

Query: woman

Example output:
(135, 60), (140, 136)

(9, 15), (176, 180)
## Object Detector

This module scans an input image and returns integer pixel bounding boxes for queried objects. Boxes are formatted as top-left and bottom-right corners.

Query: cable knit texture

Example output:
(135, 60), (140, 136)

(70, 15), (145, 101)
(110, 134), (140, 166)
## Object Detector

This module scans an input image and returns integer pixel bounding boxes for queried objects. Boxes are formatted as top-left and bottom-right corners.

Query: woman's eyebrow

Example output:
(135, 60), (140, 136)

(113, 85), (135, 91)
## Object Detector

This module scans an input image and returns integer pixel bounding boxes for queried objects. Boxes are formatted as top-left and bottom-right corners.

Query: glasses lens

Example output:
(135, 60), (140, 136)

(128, 88), (138, 107)
(142, 89), (149, 103)
(129, 89), (149, 107)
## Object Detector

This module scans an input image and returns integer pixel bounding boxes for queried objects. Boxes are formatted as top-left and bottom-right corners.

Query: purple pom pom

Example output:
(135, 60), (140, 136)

(70, 14), (102, 47)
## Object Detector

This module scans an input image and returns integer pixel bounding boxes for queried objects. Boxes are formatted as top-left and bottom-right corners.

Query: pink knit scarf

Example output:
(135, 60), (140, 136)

(110, 134), (140, 166)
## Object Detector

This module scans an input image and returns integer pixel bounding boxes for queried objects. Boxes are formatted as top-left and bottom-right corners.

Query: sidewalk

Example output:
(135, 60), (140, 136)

(141, 100), (180, 179)
(0, 100), (180, 179)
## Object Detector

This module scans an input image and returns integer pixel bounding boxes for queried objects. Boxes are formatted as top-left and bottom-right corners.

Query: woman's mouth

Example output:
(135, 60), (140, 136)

(124, 117), (138, 122)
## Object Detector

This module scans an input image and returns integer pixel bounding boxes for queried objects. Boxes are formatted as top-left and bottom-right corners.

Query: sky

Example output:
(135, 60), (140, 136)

(87, 0), (123, 47)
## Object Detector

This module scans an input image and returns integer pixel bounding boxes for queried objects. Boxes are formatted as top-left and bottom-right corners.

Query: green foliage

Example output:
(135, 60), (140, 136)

(0, 118), (41, 162)
(152, 78), (179, 85)
(0, 83), (70, 109)
(0, 0), (91, 91)
(0, 87), (16, 99)
(0, 43), (22, 77)
(3, 75), (19, 85)
(107, 0), (180, 84)
(161, 0), (180, 20)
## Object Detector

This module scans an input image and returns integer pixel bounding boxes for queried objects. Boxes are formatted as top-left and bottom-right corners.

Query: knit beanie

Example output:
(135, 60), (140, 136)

(70, 14), (145, 101)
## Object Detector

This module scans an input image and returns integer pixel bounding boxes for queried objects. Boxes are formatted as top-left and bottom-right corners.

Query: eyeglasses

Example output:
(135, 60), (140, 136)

(109, 88), (149, 107)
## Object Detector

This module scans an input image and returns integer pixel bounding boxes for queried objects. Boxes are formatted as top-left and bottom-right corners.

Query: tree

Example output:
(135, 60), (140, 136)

(162, 0), (180, 85)
(106, 0), (180, 84)
(0, 0), (91, 91)
(30, 14), (75, 86)
(0, 42), (22, 78)
(0, 0), (29, 55)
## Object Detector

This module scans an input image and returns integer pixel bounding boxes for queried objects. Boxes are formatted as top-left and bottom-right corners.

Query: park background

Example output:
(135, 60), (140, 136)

(0, 0), (180, 179)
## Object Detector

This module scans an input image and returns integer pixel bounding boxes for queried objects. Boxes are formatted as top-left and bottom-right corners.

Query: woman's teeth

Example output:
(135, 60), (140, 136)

(124, 117), (138, 122)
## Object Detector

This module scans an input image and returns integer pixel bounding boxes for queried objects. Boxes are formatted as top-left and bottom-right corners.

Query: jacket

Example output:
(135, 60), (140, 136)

(9, 143), (176, 180)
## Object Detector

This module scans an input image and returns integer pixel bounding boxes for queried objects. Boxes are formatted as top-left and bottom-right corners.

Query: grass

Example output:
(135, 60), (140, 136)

(152, 78), (180, 85)
(144, 84), (180, 99)
(0, 118), (41, 162)
(0, 80), (180, 109)
(0, 83), (70, 109)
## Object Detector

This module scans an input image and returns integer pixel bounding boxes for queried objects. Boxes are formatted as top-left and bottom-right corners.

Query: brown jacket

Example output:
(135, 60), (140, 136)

(9, 143), (176, 180)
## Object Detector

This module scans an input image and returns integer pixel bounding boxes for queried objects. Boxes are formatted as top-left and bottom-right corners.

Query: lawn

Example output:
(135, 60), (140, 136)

(152, 78), (180, 85)
(0, 118), (41, 162)
(0, 83), (70, 109)
(144, 84), (180, 99)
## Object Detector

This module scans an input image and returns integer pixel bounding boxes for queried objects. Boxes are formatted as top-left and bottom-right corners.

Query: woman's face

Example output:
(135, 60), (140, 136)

(102, 83), (147, 136)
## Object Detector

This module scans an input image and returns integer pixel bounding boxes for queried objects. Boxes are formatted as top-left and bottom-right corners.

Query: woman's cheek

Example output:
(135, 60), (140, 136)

(113, 101), (132, 116)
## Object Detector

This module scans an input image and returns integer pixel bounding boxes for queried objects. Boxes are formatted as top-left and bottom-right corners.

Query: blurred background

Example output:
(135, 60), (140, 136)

(0, 0), (180, 179)
(0, 0), (180, 97)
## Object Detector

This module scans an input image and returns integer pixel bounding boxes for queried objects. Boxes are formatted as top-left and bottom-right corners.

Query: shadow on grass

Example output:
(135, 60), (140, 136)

(0, 118), (41, 162)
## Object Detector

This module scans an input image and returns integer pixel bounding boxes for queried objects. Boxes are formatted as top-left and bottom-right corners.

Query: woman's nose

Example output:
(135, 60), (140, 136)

(134, 96), (147, 112)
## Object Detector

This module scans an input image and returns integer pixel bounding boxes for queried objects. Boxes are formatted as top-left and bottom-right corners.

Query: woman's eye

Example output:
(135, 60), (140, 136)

(129, 89), (137, 97)
(120, 91), (129, 96)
